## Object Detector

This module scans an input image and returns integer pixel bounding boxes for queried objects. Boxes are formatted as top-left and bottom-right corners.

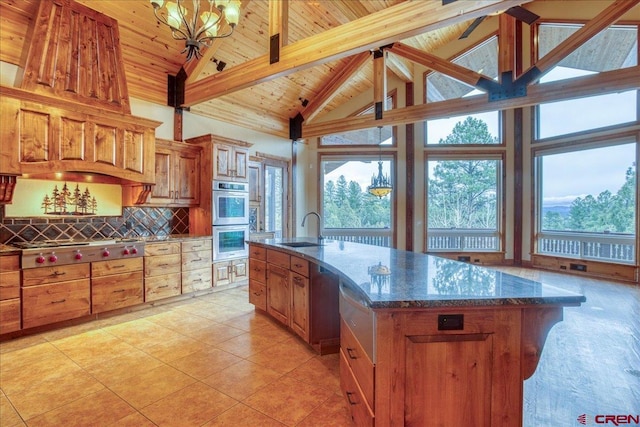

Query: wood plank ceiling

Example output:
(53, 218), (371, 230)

(1, 0), (615, 140)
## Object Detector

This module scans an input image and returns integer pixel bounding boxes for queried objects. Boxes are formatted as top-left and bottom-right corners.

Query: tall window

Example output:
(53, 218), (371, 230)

(536, 142), (637, 264)
(320, 155), (393, 247)
(427, 155), (502, 252)
(265, 164), (284, 238)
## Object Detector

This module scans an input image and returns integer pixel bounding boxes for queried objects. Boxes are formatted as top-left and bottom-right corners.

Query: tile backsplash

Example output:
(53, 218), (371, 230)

(0, 206), (189, 244)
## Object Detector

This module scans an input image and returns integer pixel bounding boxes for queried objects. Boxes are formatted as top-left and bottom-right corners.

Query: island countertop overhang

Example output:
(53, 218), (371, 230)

(248, 238), (586, 309)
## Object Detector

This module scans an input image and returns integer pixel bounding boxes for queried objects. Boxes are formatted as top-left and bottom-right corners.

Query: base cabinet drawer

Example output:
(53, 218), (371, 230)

(0, 271), (20, 300)
(182, 267), (212, 293)
(23, 264), (90, 286)
(22, 279), (91, 329)
(0, 298), (21, 334)
(341, 319), (375, 408)
(144, 253), (181, 276)
(145, 273), (181, 302)
(92, 272), (144, 314)
(340, 350), (374, 427)
(182, 249), (211, 271)
(249, 279), (266, 311)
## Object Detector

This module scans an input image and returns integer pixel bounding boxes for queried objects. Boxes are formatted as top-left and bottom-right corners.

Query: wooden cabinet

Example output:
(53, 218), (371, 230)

(181, 239), (212, 293)
(213, 143), (249, 182)
(213, 258), (248, 288)
(248, 245), (267, 310)
(147, 139), (201, 206)
(184, 134), (253, 236)
(249, 244), (340, 353)
(0, 86), (159, 183)
(22, 264), (91, 329)
(92, 258), (144, 314)
(340, 319), (375, 415)
(144, 241), (181, 302)
(0, 254), (21, 334)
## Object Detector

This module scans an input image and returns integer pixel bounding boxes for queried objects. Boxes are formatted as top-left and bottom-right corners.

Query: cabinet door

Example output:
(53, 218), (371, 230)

(248, 161), (262, 203)
(231, 258), (248, 283)
(213, 261), (231, 286)
(267, 264), (289, 326)
(149, 148), (173, 203)
(233, 146), (248, 181)
(290, 272), (309, 341)
(175, 148), (201, 206)
(404, 334), (493, 426)
(213, 144), (233, 180)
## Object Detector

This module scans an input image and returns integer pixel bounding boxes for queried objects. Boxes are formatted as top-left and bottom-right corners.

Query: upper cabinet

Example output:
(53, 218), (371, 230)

(147, 139), (202, 207)
(213, 143), (249, 182)
(0, 87), (160, 184)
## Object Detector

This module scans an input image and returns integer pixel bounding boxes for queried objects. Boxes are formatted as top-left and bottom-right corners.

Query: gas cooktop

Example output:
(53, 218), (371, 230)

(12, 238), (141, 250)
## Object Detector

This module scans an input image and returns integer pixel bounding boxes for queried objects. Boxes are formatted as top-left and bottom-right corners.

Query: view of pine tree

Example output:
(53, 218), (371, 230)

(323, 174), (391, 229)
(543, 166), (636, 234)
(427, 117), (499, 229)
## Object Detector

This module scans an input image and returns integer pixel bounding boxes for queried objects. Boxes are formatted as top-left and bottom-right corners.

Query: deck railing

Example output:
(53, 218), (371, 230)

(323, 229), (391, 248)
(427, 229), (500, 252)
(537, 231), (636, 264)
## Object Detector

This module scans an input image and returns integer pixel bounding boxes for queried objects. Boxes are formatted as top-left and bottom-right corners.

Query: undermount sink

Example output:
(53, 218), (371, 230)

(280, 241), (322, 248)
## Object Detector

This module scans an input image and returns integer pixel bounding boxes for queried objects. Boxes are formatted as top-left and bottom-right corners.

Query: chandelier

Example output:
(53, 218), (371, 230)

(367, 127), (393, 198)
(150, 0), (241, 61)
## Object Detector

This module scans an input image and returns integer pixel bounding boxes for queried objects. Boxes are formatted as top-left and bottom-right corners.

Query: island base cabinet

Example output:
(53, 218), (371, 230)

(374, 309), (525, 427)
(248, 279), (266, 311)
(266, 264), (290, 326)
(340, 350), (374, 427)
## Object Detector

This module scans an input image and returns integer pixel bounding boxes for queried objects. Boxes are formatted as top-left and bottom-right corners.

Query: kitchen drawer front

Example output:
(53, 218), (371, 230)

(182, 267), (212, 293)
(249, 279), (266, 311)
(340, 350), (374, 427)
(92, 257), (143, 277)
(290, 256), (309, 278)
(0, 298), (21, 334)
(181, 249), (211, 271)
(249, 245), (266, 261)
(22, 279), (91, 329)
(0, 254), (19, 271)
(0, 271), (20, 300)
(249, 259), (266, 283)
(92, 271), (144, 314)
(145, 273), (181, 302)
(144, 253), (181, 277)
(341, 318), (374, 408)
(144, 242), (181, 256)
(267, 249), (289, 268)
(182, 239), (212, 253)
(23, 264), (90, 287)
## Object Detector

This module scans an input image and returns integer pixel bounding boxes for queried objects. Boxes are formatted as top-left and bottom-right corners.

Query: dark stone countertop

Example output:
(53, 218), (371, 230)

(248, 238), (586, 310)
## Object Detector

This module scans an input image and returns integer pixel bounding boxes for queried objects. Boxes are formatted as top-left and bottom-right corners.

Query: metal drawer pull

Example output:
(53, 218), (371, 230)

(158, 248), (169, 251)
(113, 289), (125, 293)
(346, 392), (358, 405)
(159, 263), (169, 267)
(52, 271), (66, 276)
(346, 347), (357, 359)
(113, 264), (126, 268)
(294, 263), (303, 268)
(51, 299), (66, 304)
(158, 285), (169, 289)
(194, 278), (202, 282)
(191, 258), (203, 262)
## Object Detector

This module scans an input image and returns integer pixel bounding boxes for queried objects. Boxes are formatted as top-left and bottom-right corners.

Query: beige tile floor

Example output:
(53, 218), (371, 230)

(0, 286), (353, 427)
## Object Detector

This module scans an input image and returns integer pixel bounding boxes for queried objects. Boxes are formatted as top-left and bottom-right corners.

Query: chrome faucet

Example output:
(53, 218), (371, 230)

(301, 211), (323, 240)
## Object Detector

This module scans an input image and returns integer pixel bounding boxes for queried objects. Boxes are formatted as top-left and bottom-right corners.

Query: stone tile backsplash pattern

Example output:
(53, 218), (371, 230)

(0, 207), (189, 244)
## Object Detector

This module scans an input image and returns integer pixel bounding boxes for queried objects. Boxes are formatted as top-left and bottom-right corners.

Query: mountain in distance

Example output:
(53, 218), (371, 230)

(542, 205), (571, 217)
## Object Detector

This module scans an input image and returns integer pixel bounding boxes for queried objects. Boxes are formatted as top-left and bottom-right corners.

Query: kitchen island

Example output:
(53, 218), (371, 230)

(248, 238), (586, 427)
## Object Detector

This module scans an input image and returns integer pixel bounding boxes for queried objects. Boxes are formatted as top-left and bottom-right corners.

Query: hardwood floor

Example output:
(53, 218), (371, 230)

(0, 268), (638, 426)
(496, 267), (640, 426)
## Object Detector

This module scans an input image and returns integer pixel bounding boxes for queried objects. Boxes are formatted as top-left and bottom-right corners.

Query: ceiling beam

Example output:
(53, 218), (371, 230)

(269, 0), (288, 64)
(386, 53), (414, 83)
(301, 65), (640, 139)
(389, 42), (494, 89)
(302, 51), (371, 124)
(184, 0), (531, 106)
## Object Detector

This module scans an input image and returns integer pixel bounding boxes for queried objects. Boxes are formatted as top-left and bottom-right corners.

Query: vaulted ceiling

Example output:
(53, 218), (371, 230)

(0, 0), (637, 139)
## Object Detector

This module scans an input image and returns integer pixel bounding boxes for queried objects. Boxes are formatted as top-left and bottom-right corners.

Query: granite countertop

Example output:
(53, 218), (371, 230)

(142, 234), (211, 243)
(249, 238), (586, 309)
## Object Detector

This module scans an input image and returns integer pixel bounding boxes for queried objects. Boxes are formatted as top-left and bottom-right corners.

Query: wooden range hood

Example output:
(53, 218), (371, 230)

(0, 0), (160, 204)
